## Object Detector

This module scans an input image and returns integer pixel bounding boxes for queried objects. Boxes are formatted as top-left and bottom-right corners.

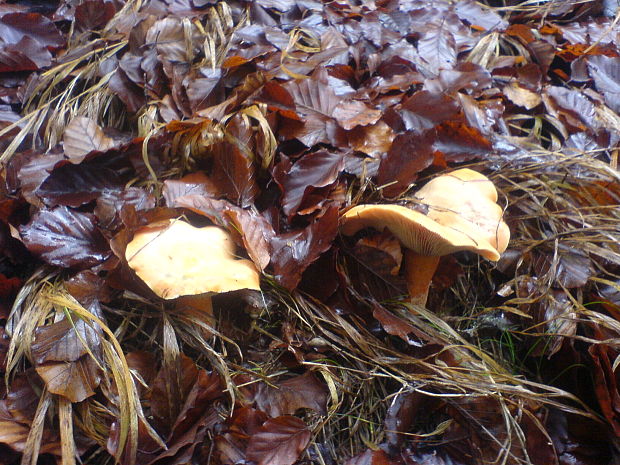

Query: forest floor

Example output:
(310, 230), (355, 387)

(1, 1), (620, 464)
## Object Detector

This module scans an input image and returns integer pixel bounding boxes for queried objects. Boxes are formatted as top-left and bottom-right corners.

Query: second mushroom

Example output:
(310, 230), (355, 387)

(341, 169), (510, 307)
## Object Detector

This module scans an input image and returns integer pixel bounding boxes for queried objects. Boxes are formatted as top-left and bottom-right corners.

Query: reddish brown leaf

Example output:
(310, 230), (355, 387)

(31, 316), (101, 365)
(35, 355), (101, 402)
(372, 305), (428, 347)
(246, 416), (311, 465)
(0, 36), (51, 72)
(37, 162), (122, 208)
(270, 206), (339, 290)
(433, 121), (492, 163)
(210, 114), (259, 207)
(377, 130), (435, 197)
(355, 231), (403, 276)
(417, 22), (457, 74)
(254, 372), (329, 417)
(19, 207), (111, 269)
(95, 187), (156, 232)
(0, 12), (64, 49)
(401, 91), (461, 131)
(274, 151), (344, 218)
(75, 0), (116, 32)
(162, 172), (220, 206)
(63, 117), (116, 162)
(333, 100), (382, 130)
(282, 78), (342, 147)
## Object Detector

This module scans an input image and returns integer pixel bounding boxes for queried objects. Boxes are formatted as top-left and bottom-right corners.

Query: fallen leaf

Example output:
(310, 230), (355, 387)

(270, 206), (339, 290)
(19, 207), (111, 269)
(35, 355), (101, 402)
(63, 117), (116, 162)
(246, 416), (312, 465)
(254, 372), (329, 417)
(274, 151), (344, 218)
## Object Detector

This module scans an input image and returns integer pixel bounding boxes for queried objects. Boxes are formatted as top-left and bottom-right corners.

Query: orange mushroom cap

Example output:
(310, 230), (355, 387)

(341, 169), (509, 261)
(125, 219), (260, 300)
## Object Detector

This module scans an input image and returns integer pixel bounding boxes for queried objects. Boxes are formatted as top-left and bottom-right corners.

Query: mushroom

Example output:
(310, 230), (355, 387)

(341, 169), (509, 306)
(125, 219), (260, 317)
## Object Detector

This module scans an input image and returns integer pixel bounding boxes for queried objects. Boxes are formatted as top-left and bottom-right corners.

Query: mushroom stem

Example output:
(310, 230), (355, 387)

(403, 250), (440, 307)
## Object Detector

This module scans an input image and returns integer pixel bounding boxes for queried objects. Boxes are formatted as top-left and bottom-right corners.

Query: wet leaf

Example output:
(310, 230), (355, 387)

(246, 416), (311, 465)
(35, 355), (101, 402)
(254, 372), (329, 417)
(32, 315), (101, 365)
(274, 151), (344, 218)
(0, 36), (51, 72)
(19, 207), (111, 269)
(162, 172), (220, 206)
(36, 162), (122, 207)
(377, 130), (435, 197)
(75, 0), (116, 32)
(63, 117), (116, 162)
(417, 22), (457, 75)
(433, 121), (492, 163)
(270, 206), (339, 290)
(0, 12), (64, 49)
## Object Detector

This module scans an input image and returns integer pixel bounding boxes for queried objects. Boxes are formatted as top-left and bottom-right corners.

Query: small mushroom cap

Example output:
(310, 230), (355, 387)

(341, 169), (509, 261)
(125, 220), (260, 300)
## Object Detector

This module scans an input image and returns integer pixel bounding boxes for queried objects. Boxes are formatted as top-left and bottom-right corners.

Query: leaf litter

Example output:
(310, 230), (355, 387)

(0, 1), (620, 465)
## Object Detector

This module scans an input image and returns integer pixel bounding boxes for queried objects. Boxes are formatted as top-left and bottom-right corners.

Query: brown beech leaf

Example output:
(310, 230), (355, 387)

(162, 172), (220, 206)
(283, 78), (342, 147)
(347, 120), (395, 157)
(589, 325), (620, 436)
(0, 12), (64, 49)
(95, 187), (156, 232)
(0, 36), (52, 72)
(31, 316), (101, 365)
(433, 121), (492, 163)
(209, 113), (258, 207)
(400, 91), (461, 131)
(503, 82), (542, 110)
(36, 355), (101, 402)
(19, 207), (111, 269)
(274, 151), (344, 218)
(355, 231), (403, 276)
(333, 100), (382, 130)
(246, 416), (311, 465)
(17, 151), (65, 207)
(63, 117), (116, 162)
(254, 372), (329, 417)
(37, 162), (122, 208)
(417, 22), (457, 74)
(74, 0), (116, 32)
(270, 206), (339, 290)
(372, 304), (427, 347)
(587, 55), (620, 113)
(377, 130), (435, 197)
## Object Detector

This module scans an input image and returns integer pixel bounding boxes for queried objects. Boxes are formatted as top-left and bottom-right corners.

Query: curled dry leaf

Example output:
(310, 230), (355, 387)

(246, 416), (312, 465)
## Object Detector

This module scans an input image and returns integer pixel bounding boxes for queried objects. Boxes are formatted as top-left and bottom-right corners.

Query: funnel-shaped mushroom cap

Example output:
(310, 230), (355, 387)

(125, 220), (260, 300)
(341, 169), (509, 261)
